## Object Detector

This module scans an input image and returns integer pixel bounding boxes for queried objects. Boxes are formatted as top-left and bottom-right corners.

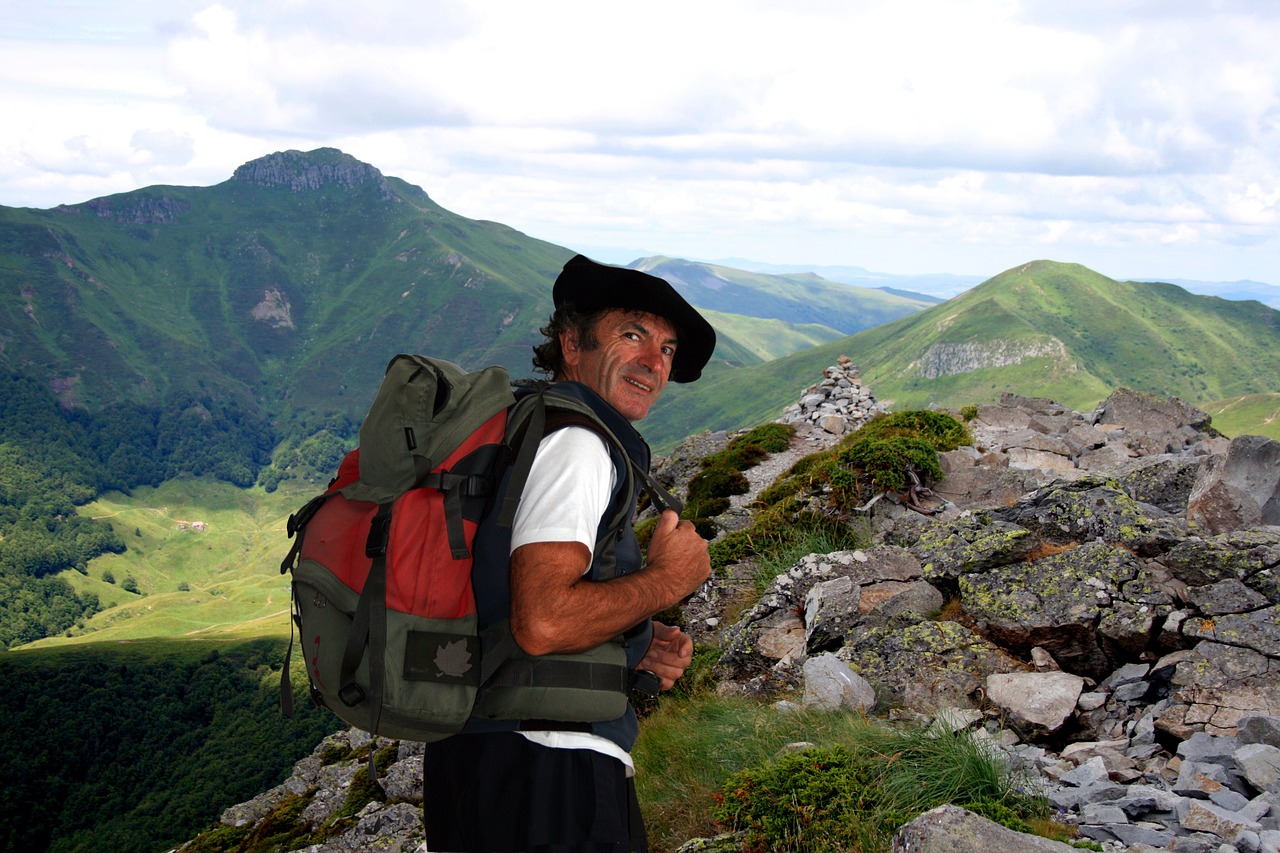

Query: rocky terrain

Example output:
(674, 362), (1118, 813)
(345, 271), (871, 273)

(180, 364), (1280, 853)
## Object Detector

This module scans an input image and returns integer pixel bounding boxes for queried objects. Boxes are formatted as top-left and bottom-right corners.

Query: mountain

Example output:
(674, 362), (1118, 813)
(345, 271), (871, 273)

(638, 260), (1280, 447)
(0, 148), (918, 440)
(1130, 277), (1280, 310)
(711, 257), (981, 300)
(629, 256), (934, 334)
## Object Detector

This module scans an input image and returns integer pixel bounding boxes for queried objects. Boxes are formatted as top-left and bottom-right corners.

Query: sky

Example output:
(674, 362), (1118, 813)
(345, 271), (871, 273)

(2, 0), (1278, 284)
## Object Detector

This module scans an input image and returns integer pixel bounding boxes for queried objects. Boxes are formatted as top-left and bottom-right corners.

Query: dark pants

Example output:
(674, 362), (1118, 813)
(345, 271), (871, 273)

(423, 732), (648, 853)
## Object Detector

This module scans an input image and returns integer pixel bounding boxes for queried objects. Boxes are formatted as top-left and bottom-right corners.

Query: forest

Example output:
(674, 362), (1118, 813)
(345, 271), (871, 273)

(0, 638), (342, 852)
(0, 373), (280, 647)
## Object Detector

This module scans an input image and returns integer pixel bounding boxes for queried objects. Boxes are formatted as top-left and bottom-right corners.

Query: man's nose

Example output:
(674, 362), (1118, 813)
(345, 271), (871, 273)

(636, 342), (666, 375)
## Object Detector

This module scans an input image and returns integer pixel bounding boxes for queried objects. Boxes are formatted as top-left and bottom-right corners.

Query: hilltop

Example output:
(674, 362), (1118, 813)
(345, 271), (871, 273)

(642, 260), (1280, 448)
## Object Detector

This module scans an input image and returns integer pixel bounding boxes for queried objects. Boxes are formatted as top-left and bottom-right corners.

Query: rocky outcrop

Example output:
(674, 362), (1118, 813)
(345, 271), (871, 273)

(231, 148), (398, 200)
(187, 374), (1280, 853)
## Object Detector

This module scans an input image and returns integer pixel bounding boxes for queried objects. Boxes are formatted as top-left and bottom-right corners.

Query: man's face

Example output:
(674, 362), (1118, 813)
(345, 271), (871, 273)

(559, 309), (678, 422)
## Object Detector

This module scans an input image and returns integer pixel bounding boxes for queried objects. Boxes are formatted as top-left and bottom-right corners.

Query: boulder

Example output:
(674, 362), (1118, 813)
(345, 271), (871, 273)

(960, 541), (1174, 678)
(891, 804), (1080, 853)
(904, 513), (1038, 582)
(802, 653), (876, 713)
(1188, 435), (1280, 535)
(841, 619), (1024, 712)
(987, 671), (1085, 734)
(993, 476), (1185, 556)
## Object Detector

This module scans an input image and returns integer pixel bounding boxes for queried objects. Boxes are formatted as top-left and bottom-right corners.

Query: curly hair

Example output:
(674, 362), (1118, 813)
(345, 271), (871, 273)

(530, 302), (609, 379)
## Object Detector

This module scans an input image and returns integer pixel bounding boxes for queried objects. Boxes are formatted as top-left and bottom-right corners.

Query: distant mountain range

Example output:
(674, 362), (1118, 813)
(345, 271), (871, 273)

(2, 146), (1277, 456)
(0, 148), (927, 447)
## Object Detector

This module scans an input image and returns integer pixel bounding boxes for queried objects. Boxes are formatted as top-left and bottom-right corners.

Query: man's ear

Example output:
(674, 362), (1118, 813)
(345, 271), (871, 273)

(560, 329), (580, 368)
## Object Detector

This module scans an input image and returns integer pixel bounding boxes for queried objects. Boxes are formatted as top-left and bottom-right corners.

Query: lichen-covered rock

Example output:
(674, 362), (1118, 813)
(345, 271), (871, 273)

(1115, 454), (1209, 515)
(840, 619), (1024, 711)
(1162, 529), (1280, 593)
(908, 512), (1038, 581)
(993, 476), (1185, 556)
(1158, 642), (1280, 737)
(1182, 604), (1280, 658)
(960, 541), (1174, 678)
(891, 804), (1080, 853)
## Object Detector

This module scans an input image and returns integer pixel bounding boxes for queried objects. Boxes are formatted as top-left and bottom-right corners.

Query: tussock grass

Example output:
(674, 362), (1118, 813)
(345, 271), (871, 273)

(634, 695), (1047, 853)
(752, 526), (869, 594)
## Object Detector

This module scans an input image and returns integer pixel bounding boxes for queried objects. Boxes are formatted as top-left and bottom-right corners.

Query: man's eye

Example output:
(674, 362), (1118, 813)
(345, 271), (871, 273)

(661, 346), (676, 357)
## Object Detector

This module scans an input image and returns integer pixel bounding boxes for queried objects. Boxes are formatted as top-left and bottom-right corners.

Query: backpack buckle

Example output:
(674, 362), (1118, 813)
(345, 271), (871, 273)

(365, 512), (392, 558)
(338, 682), (366, 707)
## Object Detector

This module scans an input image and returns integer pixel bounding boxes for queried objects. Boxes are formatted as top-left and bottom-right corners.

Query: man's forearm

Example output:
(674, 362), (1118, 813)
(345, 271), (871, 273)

(508, 541), (684, 655)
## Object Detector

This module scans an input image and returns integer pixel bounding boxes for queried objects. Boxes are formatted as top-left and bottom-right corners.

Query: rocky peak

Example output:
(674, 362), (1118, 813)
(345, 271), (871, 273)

(231, 148), (397, 200)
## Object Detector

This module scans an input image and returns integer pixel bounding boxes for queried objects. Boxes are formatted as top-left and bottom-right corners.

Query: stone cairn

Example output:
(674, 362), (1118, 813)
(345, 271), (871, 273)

(778, 355), (886, 445)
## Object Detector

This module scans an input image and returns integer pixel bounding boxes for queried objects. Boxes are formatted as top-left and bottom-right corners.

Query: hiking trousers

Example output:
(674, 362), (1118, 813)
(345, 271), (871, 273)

(423, 731), (647, 852)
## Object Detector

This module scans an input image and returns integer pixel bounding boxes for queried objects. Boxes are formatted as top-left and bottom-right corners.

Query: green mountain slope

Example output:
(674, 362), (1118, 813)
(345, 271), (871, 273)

(633, 256), (933, 334)
(640, 260), (1280, 447)
(0, 149), (922, 438)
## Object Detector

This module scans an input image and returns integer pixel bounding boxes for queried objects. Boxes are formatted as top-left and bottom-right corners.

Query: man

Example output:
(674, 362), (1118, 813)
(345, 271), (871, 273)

(423, 255), (715, 852)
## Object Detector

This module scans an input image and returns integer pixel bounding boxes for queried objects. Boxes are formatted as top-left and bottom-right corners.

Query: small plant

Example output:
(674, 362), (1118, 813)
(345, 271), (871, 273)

(676, 422), (796, 539)
(709, 724), (1047, 853)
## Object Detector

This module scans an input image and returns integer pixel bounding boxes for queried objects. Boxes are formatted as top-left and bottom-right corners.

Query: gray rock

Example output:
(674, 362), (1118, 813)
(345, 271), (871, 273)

(1236, 743), (1280, 794)
(1188, 435), (1280, 535)
(1109, 822), (1177, 847)
(1180, 732), (1245, 765)
(1187, 578), (1273, 615)
(802, 653), (876, 713)
(860, 579), (944, 627)
(890, 804), (1079, 852)
(1060, 756), (1112, 787)
(986, 671), (1084, 733)
(1080, 802), (1130, 824)
(1240, 717), (1280, 748)
(1178, 797), (1264, 839)
(804, 575), (861, 650)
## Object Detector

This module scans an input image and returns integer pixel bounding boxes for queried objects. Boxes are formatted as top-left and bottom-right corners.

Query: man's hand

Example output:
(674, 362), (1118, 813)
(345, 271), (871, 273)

(645, 509), (711, 602)
(638, 621), (694, 691)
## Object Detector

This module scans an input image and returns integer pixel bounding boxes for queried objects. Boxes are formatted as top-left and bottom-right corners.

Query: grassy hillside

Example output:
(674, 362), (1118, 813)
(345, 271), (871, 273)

(633, 256), (933, 334)
(25, 479), (307, 647)
(1202, 393), (1280, 441)
(1, 149), (925, 445)
(641, 260), (1280, 449)
(0, 638), (340, 853)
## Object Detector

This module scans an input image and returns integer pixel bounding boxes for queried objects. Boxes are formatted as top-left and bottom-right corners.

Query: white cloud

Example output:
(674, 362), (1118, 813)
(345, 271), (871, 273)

(0, 0), (1277, 280)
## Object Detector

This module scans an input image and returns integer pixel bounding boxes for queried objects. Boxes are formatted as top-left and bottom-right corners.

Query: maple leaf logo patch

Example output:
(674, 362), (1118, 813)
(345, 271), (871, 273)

(435, 639), (473, 679)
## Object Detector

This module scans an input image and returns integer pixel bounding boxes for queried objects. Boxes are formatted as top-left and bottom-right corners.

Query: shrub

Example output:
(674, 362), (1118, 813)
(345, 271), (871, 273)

(709, 724), (1047, 853)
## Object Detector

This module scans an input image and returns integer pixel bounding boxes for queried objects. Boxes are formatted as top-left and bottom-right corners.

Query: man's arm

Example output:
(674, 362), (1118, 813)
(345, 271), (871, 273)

(508, 509), (710, 655)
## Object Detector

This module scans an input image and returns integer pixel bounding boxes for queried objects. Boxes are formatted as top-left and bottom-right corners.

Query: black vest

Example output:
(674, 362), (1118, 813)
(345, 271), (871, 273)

(465, 381), (653, 751)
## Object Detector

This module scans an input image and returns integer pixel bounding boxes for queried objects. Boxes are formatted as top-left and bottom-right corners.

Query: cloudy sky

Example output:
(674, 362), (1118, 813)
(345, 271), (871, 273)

(3, 0), (1277, 284)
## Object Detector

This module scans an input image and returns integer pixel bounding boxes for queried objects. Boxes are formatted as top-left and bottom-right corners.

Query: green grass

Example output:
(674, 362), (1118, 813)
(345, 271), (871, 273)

(634, 695), (1047, 853)
(23, 478), (312, 647)
(1202, 393), (1280, 442)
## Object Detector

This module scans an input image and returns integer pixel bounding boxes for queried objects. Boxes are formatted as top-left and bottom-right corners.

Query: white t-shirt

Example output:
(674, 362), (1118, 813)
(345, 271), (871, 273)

(508, 426), (635, 772)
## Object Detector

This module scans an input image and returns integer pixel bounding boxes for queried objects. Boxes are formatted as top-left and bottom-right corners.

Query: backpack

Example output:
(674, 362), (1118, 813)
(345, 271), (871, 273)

(278, 354), (680, 754)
